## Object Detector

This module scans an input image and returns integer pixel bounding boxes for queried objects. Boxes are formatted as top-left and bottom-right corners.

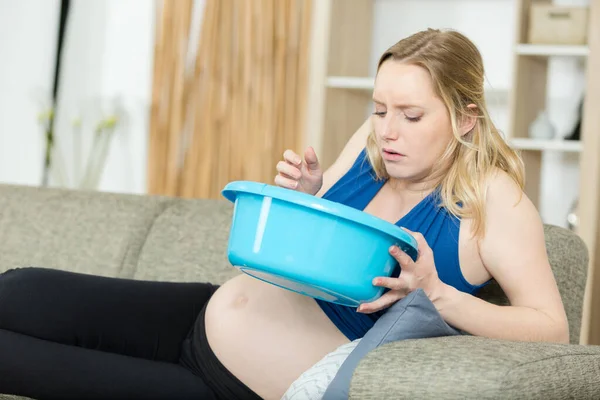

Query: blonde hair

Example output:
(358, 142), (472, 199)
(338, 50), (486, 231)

(366, 28), (524, 238)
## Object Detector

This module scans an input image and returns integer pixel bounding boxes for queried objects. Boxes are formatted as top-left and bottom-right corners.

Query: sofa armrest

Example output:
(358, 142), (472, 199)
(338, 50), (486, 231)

(349, 335), (600, 399)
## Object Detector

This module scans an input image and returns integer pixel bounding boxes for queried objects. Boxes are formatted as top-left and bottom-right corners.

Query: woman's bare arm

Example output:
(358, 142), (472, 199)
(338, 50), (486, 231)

(433, 171), (569, 343)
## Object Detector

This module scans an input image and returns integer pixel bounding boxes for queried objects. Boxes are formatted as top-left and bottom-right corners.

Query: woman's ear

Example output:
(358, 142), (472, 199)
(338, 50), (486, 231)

(460, 104), (478, 137)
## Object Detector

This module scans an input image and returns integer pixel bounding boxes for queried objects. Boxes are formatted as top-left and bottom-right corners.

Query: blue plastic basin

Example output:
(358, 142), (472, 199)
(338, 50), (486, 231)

(222, 181), (418, 307)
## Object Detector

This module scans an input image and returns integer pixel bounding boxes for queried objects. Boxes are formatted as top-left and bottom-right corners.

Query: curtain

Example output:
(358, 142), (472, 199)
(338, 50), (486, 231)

(148, 0), (312, 199)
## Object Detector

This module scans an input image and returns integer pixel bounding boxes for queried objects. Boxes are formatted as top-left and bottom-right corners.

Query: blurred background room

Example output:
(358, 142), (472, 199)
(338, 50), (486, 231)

(1, 0), (599, 343)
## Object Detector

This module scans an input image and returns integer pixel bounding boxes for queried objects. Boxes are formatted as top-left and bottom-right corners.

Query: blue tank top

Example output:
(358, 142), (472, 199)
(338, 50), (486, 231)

(316, 148), (488, 341)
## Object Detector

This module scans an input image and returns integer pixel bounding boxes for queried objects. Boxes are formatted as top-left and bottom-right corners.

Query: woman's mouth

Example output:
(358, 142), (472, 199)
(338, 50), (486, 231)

(382, 148), (405, 161)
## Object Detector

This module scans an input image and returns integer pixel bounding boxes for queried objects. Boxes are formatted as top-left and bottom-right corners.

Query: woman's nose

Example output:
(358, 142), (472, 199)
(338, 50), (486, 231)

(381, 117), (399, 141)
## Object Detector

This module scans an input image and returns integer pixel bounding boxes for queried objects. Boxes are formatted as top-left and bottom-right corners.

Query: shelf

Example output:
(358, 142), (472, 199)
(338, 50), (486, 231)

(325, 76), (509, 100)
(515, 44), (589, 57)
(509, 138), (583, 152)
(326, 76), (374, 89)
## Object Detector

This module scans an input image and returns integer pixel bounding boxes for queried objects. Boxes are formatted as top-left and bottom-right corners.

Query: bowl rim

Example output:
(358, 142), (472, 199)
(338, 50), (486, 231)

(222, 180), (418, 252)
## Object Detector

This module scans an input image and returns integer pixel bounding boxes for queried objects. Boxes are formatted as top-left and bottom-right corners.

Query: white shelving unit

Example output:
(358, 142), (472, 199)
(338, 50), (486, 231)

(506, 1), (596, 215)
(325, 76), (374, 90)
(515, 44), (589, 57)
(507, 0), (600, 345)
(509, 138), (583, 152)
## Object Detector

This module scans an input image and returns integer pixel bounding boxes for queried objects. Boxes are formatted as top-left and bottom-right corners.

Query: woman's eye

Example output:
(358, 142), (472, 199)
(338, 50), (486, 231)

(406, 116), (421, 122)
(372, 111), (386, 117)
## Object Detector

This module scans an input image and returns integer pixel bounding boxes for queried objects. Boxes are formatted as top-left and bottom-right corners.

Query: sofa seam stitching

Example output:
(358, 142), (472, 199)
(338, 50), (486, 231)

(131, 200), (173, 278)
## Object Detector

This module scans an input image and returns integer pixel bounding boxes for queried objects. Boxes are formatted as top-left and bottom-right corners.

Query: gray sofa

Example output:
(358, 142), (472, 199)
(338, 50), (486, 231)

(0, 183), (599, 399)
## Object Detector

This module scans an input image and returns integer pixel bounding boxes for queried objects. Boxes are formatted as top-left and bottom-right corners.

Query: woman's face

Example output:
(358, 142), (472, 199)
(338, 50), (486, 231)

(372, 60), (454, 185)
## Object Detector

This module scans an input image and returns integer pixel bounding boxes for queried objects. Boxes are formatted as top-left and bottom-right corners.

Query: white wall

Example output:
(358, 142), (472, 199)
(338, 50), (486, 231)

(94, 0), (155, 194)
(0, 0), (155, 194)
(370, 0), (585, 228)
(0, 0), (60, 186)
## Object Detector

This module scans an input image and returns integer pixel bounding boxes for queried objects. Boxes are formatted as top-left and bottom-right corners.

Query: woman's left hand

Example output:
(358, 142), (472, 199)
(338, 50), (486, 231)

(357, 228), (446, 314)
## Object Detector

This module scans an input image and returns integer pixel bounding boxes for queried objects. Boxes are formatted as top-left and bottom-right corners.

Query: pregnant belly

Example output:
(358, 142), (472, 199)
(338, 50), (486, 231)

(205, 274), (350, 400)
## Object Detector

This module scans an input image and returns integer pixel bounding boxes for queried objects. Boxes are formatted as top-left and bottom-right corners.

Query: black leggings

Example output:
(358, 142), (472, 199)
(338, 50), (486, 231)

(0, 267), (262, 400)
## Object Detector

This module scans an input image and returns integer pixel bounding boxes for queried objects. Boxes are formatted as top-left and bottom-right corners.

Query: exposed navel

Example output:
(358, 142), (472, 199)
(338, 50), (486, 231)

(232, 294), (248, 308)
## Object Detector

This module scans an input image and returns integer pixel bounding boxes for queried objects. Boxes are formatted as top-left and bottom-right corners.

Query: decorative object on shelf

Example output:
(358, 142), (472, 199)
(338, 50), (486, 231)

(528, 3), (589, 45)
(37, 98), (124, 191)
(528, 110), (556, 140)
(565, 97), (584, 141)
(78, 108), (122, 190)
(567, 198), (579, 231)
(515, 43), (589, 57)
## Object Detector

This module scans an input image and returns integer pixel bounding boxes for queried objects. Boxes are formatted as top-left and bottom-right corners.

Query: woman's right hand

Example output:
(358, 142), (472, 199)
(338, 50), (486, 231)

(274, 147), (323, 195)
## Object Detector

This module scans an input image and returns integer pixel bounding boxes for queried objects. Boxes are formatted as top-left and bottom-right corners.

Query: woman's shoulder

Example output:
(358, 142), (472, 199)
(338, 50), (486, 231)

(458, 167), (538, 243)
(484, 168), (530, 211)
(479, 167), (544, 250)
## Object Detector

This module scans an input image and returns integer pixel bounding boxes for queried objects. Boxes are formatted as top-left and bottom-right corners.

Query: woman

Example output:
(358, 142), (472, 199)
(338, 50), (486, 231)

(0, 28), (568, 400)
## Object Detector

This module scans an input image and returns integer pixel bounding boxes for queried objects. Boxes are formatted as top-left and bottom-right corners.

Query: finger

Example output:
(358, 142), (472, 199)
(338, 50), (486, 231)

(276, 161), (302, 180)
(357, 290), (405, 314)
(400, 228), (431, 257)
(283, 149), (302, 166)
(389, 245), (415, 268)
(304, 146), (321, 172)
(274, 174), (298, 189)
(373, 276), (409, 292)
(278, 171), (297, 181)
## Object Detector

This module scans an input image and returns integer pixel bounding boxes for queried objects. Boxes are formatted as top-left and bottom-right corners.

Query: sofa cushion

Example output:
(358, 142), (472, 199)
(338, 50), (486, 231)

(0, 185), (167, 279)
(134, 198), (240, 284)
(350, 335), (600, 399)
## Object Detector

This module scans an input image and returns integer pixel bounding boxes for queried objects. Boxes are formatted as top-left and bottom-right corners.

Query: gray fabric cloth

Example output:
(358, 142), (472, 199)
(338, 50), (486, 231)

(322, 289), (462, 400)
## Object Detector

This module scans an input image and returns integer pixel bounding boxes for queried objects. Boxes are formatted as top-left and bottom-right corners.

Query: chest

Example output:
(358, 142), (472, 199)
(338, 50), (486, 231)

(361, 184), (423, 225)
(362, 186), (487, 287)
